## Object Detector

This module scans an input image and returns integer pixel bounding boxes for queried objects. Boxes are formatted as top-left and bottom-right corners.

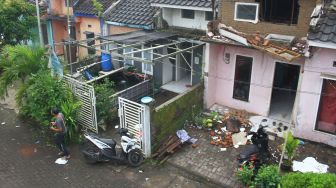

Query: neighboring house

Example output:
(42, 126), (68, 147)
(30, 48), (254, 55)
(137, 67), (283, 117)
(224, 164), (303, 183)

(104, 0), (160, 34)
(73, 0), (117, 58)
(43, 0), (75, 54)
(295, 4), (336, 146)
(204, 0), (316, 123)
(151, 0), (217, 31)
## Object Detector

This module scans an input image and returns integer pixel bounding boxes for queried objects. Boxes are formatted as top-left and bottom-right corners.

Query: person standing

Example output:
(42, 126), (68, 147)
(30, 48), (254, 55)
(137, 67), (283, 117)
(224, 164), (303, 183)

(50, 108), (70, 159)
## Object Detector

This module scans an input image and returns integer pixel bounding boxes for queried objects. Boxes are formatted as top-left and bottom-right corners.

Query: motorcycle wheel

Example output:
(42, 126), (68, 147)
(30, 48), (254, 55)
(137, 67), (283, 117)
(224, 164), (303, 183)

(83, 144), (100, 164)
(127, 149), (144, 167)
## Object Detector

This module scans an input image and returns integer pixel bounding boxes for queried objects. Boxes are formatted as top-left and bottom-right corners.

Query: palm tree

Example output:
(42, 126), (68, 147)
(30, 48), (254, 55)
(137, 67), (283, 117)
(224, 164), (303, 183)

(0, 45), (47, 97)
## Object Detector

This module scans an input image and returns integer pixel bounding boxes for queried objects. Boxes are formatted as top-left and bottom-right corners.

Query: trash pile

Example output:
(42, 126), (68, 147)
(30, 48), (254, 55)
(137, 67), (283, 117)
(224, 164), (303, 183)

(206, 109), (252, 149)
(203, 21), (308, 62)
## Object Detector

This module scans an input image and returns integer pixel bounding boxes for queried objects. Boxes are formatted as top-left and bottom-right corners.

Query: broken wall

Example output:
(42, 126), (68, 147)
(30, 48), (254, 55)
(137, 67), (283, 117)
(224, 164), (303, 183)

(204, 44), (304, 116)
(295, 48), (336, 147)
(220, 0), (315, 38)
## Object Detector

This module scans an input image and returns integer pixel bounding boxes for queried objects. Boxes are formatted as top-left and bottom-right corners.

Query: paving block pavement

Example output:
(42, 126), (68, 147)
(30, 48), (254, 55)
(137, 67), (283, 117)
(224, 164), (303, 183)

(167, 127), (243, 188)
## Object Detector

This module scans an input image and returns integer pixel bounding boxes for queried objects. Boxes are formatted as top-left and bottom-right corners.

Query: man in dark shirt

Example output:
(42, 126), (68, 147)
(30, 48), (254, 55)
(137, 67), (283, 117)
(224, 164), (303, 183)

(50, 108), (70, 159)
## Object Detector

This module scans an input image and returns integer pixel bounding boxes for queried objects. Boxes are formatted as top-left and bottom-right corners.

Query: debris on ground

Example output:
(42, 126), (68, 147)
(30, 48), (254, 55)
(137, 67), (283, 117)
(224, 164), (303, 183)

(293, 157), (329, 173)
(1, 122), (5, 125)
(55, 157), (68, 165)
(153, 134), (182, 161)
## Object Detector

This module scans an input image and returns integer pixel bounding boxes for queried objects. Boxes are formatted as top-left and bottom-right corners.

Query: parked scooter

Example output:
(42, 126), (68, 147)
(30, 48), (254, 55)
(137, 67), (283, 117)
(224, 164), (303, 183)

(82, 128), (144, 167)
(238, 126), (270, 170)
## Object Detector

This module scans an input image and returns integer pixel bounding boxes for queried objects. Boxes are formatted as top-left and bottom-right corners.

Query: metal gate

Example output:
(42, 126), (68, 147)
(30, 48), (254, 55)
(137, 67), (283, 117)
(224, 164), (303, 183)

(63, 75), (98, 133)
(118, 97), (151, 157)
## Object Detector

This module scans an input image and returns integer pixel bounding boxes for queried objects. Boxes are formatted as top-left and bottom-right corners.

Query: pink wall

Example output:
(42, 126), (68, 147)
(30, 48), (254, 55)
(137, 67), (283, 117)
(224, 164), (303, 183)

(295, 48), (336, 147)
(205, 44), (303, 116)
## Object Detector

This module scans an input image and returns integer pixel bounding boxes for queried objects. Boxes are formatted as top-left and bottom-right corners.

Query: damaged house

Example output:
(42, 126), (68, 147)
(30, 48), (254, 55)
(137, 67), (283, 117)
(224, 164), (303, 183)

(202, 0), (336, 147)
(296, 1), (336, 146)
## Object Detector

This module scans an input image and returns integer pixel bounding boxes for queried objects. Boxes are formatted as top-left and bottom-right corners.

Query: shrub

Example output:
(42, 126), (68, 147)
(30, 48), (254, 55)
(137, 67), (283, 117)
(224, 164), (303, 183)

(254, 165), (281, 188)
(93, 78), (116, 124)
(17, 71), (82, 143)
(282, 172), (336, 188)
(236, 163), (254, 186)
(283, 132), (300, 166)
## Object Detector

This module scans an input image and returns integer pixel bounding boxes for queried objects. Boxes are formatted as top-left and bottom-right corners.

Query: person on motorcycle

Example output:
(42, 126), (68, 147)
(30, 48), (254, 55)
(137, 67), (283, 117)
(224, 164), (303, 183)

(50, 107), (70, 159)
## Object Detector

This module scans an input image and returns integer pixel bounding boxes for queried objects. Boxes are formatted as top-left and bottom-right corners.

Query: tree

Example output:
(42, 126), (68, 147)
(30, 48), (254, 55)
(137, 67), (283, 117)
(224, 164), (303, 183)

(0, 0), (37, 47)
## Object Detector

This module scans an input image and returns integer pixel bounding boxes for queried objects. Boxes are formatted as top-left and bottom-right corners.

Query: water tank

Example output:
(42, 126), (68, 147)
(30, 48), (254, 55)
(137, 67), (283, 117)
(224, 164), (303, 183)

(101, 53), (113, 71)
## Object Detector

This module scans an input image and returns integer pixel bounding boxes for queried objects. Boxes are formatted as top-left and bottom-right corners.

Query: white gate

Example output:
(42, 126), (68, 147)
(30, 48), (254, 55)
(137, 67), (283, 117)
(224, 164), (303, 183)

(118, 97), (151, 157)
(63, 75), (98, 133)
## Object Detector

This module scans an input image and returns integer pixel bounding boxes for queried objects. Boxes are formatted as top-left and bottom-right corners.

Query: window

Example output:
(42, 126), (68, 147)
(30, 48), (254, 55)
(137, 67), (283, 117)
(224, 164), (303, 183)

(86, 32), (95, 55)
(256, 0), (299, 24)
(316, 79), (336, 134)
(181, 9), (195, 19)
(233, 55), (253, 101)
(234, 2), (259, 23)
(124, 47), (133, 65)
(205, 11), (213, 21)
(142, 44), (153, 75)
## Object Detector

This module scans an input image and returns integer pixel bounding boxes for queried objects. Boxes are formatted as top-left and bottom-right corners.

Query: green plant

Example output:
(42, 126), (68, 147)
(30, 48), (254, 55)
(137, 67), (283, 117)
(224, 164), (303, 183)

(281, 172), (336, 188)
(236, 163), (254, 186)
(60, 100), (81, 143)
(93, 78), (116, 124)
(92, 0), (103, 17)
(0, 0), (37, 47)
(202, 118), (213, 128)
(0, 45), (47, 97)
(210, 111), (221, 122)
(284, 132), (300, 166)
(17, 71), (75, 125)
(254, 165), (281, 188)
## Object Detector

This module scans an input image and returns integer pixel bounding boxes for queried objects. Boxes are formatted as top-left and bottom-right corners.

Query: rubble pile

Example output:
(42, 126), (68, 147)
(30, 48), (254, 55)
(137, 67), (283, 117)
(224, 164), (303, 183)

(208, 109), (251, 148)
(204, 21), (308, 62)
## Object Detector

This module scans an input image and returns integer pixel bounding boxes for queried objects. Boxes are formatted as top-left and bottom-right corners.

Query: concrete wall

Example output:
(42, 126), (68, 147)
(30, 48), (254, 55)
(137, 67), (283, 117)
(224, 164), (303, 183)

(76, 16), (101, 58)
(108, 25), (141, 35)
(162, 8), (209, 31)
(295, 48), (336, 147)
(220, 0), (315, 37)
(204, 44), (303, 116)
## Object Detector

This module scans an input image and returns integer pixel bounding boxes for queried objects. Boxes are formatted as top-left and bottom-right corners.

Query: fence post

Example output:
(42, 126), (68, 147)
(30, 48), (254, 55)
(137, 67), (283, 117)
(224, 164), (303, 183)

(143, 105), (151, 158)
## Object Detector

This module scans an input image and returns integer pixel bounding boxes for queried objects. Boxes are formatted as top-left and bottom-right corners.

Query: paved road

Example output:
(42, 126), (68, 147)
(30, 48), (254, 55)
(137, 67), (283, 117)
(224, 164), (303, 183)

(0, 105), (214, 188)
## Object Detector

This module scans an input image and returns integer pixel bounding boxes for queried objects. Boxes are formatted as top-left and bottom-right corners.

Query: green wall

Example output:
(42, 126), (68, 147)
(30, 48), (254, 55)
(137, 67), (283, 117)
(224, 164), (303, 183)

(151, 84), (203, 149)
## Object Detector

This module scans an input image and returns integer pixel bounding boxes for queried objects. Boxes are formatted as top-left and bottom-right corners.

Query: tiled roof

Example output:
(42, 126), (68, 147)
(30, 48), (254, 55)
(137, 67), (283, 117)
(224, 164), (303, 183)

(150, 0), (213, 9)
(74, 0), (115, 15)
(308, 11), (336, 44)
(105, 0), (159, 26)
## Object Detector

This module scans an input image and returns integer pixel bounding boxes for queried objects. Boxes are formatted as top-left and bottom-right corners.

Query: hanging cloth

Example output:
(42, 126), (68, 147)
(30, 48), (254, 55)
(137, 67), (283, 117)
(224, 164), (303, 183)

(48, 48), (63, 78)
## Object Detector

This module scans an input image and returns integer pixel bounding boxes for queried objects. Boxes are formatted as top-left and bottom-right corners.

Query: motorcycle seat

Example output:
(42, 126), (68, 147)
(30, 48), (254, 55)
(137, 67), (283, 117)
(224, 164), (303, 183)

(98, 138), (116, 146)
(239, 144), (259, 159)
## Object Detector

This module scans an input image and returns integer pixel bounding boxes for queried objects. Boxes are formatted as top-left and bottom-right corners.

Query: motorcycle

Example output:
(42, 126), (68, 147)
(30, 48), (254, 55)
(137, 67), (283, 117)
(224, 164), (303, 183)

(82, 128), (144, 167)
(238, 126), (270, 171)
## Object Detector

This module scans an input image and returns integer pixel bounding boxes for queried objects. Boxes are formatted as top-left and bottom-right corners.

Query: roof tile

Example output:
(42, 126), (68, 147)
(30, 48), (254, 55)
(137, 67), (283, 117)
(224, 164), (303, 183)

(150, 0), (214, 9)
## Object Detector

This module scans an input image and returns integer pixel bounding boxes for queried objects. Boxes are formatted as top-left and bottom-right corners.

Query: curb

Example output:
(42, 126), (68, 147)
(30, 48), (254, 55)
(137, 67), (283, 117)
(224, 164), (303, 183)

(167, 159), (235, 188)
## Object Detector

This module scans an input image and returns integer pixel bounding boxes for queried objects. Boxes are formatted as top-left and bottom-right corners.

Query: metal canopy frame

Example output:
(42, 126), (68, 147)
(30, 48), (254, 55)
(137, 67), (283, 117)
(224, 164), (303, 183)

(74, 33), (205, 65)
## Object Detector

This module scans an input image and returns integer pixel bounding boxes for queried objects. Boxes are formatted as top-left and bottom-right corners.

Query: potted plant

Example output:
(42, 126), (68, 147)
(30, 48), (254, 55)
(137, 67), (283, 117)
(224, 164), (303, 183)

(281, 132), (300, 171)
(236, 163), (254, 187)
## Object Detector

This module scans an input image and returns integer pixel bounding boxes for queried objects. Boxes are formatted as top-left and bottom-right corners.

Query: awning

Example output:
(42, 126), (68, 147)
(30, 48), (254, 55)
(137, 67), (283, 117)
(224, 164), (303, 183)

(321, 73), (336, 81)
